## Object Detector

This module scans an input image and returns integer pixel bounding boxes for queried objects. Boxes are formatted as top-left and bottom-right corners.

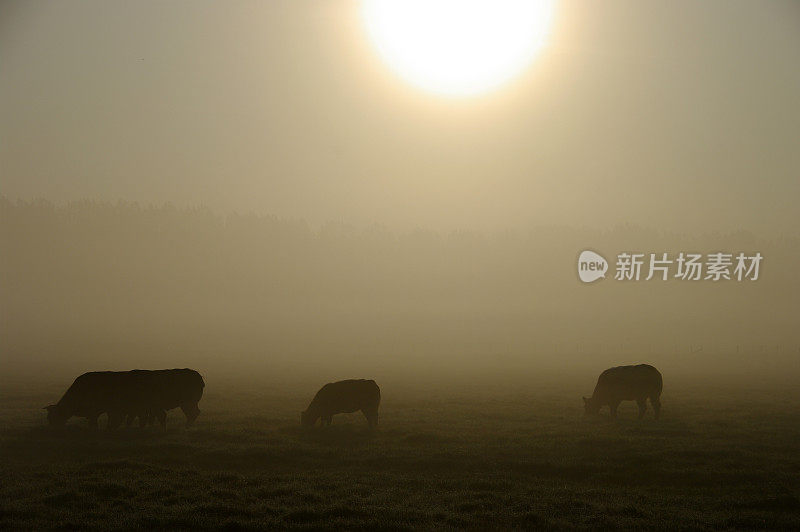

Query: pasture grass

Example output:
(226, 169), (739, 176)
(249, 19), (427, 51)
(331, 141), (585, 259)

(1, 375), (800, 529)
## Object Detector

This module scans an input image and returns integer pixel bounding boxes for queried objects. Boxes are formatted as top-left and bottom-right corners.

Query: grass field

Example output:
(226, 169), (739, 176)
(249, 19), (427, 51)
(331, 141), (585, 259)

(2, 373), (800, 529)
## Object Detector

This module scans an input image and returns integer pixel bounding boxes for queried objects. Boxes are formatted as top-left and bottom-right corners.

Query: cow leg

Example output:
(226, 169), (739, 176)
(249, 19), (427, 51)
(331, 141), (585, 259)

(362, 408), (378, 429)
(651, 396), (662, 420)
(181, 403), (200, 427)
(324, 415), (333, 426)
(107, 412), (122, 431)
(636, 398), (647, 420)
(157, 409), (167, 430)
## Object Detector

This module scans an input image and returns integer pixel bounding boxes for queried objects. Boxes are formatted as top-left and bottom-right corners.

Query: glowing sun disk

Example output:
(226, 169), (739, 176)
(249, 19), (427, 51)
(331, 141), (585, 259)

(362, 0), (554, 96)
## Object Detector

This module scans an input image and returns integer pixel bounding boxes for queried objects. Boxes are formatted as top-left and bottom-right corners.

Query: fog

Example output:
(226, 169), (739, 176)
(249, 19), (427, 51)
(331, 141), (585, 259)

(2, 198), (797, 384)
(2, 1), (799, 235)
(1, 1), (799, 385)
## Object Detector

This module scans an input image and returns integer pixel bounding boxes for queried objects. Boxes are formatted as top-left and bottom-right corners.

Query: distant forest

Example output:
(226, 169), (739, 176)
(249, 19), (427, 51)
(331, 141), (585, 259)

(2, 197), (798, 378)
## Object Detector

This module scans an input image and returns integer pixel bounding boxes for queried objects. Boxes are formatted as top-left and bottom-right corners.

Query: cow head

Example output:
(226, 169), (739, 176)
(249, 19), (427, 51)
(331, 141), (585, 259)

(44, 404), (68, 426)
(582, 397), (600, 416)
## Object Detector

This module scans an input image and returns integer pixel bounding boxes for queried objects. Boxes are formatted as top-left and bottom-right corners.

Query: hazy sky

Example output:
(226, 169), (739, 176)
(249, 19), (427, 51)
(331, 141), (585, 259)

(2, 0), (799, 234)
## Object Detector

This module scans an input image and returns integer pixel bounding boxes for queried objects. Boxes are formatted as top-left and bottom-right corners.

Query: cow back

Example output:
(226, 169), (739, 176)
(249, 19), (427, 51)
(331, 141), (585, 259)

(592, 364), (662, 402)
(56, 369), (204, 416)
(309, 379), (380, 416)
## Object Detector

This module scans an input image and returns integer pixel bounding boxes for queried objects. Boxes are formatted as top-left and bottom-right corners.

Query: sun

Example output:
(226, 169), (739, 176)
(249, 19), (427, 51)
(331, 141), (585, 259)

(361, 0), (554, 97)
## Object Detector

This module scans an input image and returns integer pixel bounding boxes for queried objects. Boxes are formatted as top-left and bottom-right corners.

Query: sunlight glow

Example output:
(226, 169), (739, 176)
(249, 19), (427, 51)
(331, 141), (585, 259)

(362, 0), (554, 97)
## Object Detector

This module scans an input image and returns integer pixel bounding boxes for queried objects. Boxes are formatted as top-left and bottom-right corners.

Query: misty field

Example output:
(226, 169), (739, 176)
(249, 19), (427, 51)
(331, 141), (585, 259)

(2, 374), (800, 530)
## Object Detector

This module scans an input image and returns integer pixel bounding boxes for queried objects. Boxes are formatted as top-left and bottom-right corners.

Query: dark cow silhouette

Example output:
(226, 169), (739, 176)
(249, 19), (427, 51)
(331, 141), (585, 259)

(583, 364), (662, 419)
(45, 369), (204, 429)
(301, 379), (380, 428)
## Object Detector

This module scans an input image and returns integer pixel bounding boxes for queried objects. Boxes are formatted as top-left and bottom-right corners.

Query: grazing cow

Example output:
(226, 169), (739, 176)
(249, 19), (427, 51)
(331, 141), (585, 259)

(44, 368), (204, 429)
(583, 364), (662, 419)
(301, 379), (380, 428)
